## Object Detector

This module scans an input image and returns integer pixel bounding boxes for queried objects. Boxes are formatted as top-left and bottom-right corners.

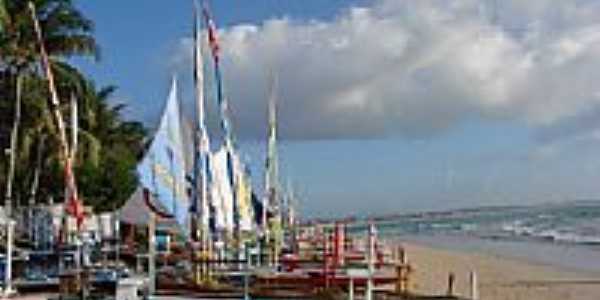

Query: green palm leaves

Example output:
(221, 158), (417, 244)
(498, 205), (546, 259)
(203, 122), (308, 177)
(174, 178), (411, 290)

(1, 0), (146, 212)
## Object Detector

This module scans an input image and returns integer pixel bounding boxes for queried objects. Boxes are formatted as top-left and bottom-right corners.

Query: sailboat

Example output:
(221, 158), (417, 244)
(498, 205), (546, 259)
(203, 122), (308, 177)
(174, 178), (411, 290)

(263, 74), (283, 267)
(118, 0), (255, 286)
(135, 77), (189, 231)
(117, 1), (307, 297)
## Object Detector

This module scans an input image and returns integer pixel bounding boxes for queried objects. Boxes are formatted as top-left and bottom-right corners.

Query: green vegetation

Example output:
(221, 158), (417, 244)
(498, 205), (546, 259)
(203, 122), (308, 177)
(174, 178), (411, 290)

(0, 0), (147, 212)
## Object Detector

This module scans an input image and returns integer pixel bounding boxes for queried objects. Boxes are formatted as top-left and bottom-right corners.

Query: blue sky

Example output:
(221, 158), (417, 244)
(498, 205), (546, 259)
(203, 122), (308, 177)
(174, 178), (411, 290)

(74, 0), (369, 122)
(72, 1), (600, 218)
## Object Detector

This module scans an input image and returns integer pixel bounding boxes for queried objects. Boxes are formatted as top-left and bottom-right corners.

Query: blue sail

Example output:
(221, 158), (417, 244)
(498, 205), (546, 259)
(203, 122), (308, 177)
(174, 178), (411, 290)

(136, 77), (189, 235)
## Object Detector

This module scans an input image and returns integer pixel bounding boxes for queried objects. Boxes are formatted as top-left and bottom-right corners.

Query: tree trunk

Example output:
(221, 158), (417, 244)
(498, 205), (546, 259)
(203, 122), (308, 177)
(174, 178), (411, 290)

(28, 134), (45, 241)
(4, 74), (22, 218)
(28, 134), (45, 207)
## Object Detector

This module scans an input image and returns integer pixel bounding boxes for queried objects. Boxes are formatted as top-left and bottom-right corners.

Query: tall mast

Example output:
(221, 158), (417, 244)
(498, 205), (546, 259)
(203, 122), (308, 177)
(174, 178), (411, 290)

(193, 0), (210, 246)
(202, 2), (241, 257)
(29, 2), (84, 227)
(265, 73), (279, 224)
(264, 73), (282, 266)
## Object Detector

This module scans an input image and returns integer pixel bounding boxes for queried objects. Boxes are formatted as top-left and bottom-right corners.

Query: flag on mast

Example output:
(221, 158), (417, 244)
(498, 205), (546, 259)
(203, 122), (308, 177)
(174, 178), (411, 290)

(30, 2), (84, 228)
(201, 3), (242, 239)
(201, 2), (233, 147)
(64, 157), (84, 227)
(202, 2), (220, 62)
(192, 0), (211, 234)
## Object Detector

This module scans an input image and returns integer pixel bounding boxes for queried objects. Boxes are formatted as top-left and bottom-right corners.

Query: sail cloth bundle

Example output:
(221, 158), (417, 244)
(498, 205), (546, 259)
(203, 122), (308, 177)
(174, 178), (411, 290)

(207, 147), (256, 235)
(209, 147), (235, 233)
(195, 149), (256, 236)
(201, 149), (257, 237)
(233, 154), (254, 232)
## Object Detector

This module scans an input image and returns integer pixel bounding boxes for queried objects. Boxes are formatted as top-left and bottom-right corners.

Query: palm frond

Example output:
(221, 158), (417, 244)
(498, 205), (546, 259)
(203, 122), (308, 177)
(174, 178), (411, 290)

(97, 85), (117, 101)
(46, 34), (99, 60)
(78, 129), (101, 167)
(50, 59), (87, 94)
(110, 103), (127, 115)
(42, 1), (93, 34)
(0, 0), (8, 31)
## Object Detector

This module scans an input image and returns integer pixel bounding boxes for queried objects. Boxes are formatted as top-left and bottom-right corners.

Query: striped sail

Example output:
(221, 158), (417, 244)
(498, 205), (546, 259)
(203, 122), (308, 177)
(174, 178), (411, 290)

(136, 78), (189, 234)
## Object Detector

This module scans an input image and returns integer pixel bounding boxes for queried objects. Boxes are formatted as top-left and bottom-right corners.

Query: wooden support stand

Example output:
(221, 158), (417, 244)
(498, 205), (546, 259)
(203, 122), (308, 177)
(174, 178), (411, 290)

(470, 271), (479, 300)
(447, 272), (455, 297)
(394, 245), (412, 295)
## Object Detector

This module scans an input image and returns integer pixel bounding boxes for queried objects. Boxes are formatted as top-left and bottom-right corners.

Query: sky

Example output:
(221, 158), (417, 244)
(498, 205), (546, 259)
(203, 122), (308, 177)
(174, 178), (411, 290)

(73, 0), (600, 218)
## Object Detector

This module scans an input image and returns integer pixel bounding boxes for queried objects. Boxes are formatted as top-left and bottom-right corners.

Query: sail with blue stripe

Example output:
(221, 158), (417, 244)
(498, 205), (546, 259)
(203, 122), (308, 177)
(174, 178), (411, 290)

(136, 77), (190, 235)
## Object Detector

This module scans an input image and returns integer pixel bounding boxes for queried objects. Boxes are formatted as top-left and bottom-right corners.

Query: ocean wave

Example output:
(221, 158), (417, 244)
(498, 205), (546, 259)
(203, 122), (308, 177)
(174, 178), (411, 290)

(374, 202), (600, 247)
(499, 221), (600, 245)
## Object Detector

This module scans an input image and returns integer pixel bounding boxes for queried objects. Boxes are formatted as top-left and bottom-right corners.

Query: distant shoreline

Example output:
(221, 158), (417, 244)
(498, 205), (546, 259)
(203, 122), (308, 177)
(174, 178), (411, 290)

(308, 199), (600, 224)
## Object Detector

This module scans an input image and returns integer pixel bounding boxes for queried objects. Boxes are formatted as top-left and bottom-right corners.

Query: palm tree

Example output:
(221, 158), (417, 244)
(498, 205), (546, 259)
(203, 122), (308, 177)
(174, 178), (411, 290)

(0, 0), (98, 71)
(74, 81), (147, 212)
(0, 0), (98, 214)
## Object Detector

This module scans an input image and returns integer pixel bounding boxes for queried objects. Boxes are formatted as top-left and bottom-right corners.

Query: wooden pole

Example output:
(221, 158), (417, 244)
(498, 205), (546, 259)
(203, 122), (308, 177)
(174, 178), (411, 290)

(244, 242), (250, 300)
(30, 1), (81, 240)
(4, 75), (21, 218)
(2, 75), (20, 297)
(395, 245), (411, 294)
(28, 134), (45, 241)
(470, 271), (479, 300)
(399, 245), (407, 265)
(28, 2), (70, 166)
(333, 222), (339, 269)
(348, 277), (354, 300)
(323, 229), (330, 288)
(366, 223), (375, 300)
(115, 212), (121, 275)
(3, 220), (15, 296)
(447, 272), (455, 297)
(148, 211), (156, 295)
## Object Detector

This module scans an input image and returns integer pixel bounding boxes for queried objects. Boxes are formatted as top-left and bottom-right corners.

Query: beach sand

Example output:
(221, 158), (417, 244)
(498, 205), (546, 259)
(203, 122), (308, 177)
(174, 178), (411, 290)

(399, 242), (600, 300)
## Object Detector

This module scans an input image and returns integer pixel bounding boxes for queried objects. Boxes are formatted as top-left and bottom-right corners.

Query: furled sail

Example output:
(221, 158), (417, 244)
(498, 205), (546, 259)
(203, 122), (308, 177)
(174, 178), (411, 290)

(264, 75), (280, 228)
(136, 77), (190, 234)
(210, 146), (234, 233)
(233, 154), (254, 232)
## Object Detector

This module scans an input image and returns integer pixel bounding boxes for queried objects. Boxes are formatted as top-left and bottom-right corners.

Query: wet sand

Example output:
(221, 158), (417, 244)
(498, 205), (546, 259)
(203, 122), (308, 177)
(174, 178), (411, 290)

(400, 242), (600, 300)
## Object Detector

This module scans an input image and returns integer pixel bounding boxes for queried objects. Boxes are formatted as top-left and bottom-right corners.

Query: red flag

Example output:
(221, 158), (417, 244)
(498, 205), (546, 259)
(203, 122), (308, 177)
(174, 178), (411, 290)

(202, 5), (220, 61)
(64, 158), (84, 228)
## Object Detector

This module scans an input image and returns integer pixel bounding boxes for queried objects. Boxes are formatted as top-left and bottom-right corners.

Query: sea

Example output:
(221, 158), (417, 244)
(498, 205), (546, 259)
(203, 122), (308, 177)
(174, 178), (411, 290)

(350, 200), (600, 274)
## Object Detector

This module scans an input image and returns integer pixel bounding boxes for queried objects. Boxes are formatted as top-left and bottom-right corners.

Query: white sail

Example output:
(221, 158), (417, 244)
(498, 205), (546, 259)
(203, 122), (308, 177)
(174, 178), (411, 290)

(264, 74), (280, 229)
(136, 77), (190, 233)
(193, 0), (211, 235)
(210, 147), (234, 233)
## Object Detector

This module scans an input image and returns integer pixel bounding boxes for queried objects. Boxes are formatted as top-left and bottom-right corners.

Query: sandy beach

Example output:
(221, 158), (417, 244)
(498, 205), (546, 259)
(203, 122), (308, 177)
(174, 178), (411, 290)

(400, 242), (600, 300)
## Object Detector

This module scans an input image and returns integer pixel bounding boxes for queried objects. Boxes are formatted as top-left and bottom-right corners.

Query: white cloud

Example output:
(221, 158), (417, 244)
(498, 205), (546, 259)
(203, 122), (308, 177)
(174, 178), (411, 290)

(173, 0), (600, 140)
